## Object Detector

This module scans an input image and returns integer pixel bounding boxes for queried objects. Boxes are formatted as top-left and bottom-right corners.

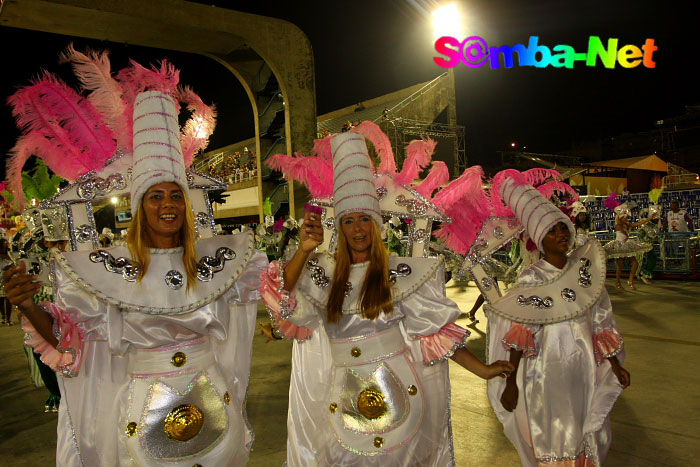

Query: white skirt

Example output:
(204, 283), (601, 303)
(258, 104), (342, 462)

(603, 239), (652, 259)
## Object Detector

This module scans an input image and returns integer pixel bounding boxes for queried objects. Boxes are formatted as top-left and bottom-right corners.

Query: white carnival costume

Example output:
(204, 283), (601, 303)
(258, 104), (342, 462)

(474, 173), (626, 466)
(262, 125), (466, 466)
(602, 201), (652, 259)
(10, 51), (266, 466)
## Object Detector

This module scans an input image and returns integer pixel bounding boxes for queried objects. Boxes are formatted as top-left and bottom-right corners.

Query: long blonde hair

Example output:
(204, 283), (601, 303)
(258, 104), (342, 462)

(127, 191), (198, 292)
(326, 218), (393, 323)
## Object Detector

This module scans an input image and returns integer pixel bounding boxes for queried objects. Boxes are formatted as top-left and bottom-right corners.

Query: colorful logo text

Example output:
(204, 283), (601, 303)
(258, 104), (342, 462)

(434, 36), (657, 69)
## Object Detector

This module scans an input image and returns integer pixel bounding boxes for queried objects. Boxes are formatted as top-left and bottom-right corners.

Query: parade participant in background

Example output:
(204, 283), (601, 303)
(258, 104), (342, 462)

(603, 193), (656, 289)
(571, 201), (591, 247)
(3, 50), (265, 465)
(262, 126), (512, 466)
(484, 171), (630, 467)
(638, 190), (663, 284)
(663, 199), (694, 232)
(0, 235), (12, 325)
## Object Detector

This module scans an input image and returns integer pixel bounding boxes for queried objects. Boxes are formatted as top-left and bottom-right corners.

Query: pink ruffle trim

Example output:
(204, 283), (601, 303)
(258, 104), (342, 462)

(593, 328), (623, 364)
(21, 302), (84, 377)
(420, 322), (469, 365)
(259, 261), (312, 341)
(502, 323), (538, 358)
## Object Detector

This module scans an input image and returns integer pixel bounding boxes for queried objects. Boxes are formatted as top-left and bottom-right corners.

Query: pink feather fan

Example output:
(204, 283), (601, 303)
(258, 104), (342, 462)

(432, 166), (490, 254)
(7, 71), (116, 210)
(60, 44), (129, 151)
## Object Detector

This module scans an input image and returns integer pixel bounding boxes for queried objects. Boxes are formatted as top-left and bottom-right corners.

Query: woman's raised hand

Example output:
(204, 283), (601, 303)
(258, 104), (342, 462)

(300, 211), (324, 253)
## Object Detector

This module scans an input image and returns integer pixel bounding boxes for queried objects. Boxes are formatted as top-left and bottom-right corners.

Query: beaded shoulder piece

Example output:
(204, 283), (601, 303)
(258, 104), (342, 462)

(483, 239), (606, 325)
(53, 230), (257, 315)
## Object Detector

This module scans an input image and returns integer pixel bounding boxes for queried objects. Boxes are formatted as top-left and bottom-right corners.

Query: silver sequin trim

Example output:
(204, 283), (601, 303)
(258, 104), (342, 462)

(196, 247), (236, 281)
(89, 250), (139, 281)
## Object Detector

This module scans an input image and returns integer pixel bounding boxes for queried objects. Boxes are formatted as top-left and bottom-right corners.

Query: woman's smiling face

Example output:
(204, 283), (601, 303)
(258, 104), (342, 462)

(142, 182), (186, 247)
(340, 212), (373, 259)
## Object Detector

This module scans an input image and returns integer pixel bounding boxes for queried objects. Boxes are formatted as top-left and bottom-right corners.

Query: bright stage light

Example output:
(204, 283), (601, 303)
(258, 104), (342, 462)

(111, 197), (119, 204)
(432, 4), (463, 40)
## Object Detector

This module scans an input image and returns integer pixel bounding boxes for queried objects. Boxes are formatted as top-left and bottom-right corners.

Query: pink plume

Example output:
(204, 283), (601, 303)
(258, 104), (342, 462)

(351, 121), (395, 174)
(603, 192), (621, 210)
(432, 166), (490, 254)
(116, 59), (180, 151)
(521, 168), (563, 186)
(537, 181), (579, 202)
(266, 153), (334, 198)
(488, 169), (527, 217)
(7, 73), (116, 182)
(312, 134), (333, 162)
(175, 86), (217, 167)
(59, 44), (129, 150)
(395, 138), (435, 185)
(415, 161), (449, 198)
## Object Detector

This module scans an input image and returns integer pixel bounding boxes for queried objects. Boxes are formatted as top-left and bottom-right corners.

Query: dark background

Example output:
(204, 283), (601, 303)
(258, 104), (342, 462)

(1, 0), (696, 180)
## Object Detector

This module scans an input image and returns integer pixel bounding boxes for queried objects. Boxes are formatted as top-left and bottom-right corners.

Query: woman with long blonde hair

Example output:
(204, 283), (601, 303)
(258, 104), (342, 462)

(4, 89), (267, 466)
(261, 131), (512, 466)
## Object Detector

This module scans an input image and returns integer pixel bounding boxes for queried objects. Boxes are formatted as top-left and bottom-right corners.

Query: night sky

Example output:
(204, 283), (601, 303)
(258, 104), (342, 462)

(0, 0), (696, 181)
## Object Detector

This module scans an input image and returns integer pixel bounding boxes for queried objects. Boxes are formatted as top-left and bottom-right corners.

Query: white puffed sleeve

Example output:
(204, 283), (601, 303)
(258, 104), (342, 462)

(22, 263), (112, 377)
(398, 263), (469, 365)
(590, 288), (624, 365)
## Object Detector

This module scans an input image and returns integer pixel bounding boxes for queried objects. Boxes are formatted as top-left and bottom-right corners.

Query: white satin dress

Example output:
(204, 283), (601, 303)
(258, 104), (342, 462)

(486, 259), (625, 466)
(261, 254), (469, 466)
(23, 231), (267, 466)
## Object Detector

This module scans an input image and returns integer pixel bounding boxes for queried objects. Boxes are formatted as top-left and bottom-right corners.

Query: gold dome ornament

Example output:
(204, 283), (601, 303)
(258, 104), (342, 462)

(163, 404), (204, 442)
(407, 385), (418, 396)
(223, 392), (230, 405)
(329, 402), (338, 413)
(125, 422), (138, 437)
(350, 347), (361, 358)
(357, 389), (386, 419)
(171, 352), (187, 367)
(374, 436), (384, 448)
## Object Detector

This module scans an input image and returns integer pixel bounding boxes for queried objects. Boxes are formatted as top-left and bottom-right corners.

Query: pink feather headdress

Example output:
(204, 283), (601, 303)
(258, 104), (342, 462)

(6, 45), (217, 210)
(267, 121), (441, 200)
(603, 192), (621, 211)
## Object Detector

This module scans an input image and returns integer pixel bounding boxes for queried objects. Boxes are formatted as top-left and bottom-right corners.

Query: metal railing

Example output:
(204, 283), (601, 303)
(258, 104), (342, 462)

(663, 173), (700, 190)
(375, 72), (448, 121)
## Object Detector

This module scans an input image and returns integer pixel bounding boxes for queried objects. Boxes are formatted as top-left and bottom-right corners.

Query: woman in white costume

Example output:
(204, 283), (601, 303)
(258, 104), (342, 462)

(4, 90), (266, 465)
(602, 195), (655, 289)
(261, 130), (513, 466)
(571, 201), (591, 248)
(484, 173), (630, 467)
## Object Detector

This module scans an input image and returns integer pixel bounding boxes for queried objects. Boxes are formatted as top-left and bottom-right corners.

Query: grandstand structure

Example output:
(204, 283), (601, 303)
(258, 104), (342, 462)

(198, 72), (465, 225)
